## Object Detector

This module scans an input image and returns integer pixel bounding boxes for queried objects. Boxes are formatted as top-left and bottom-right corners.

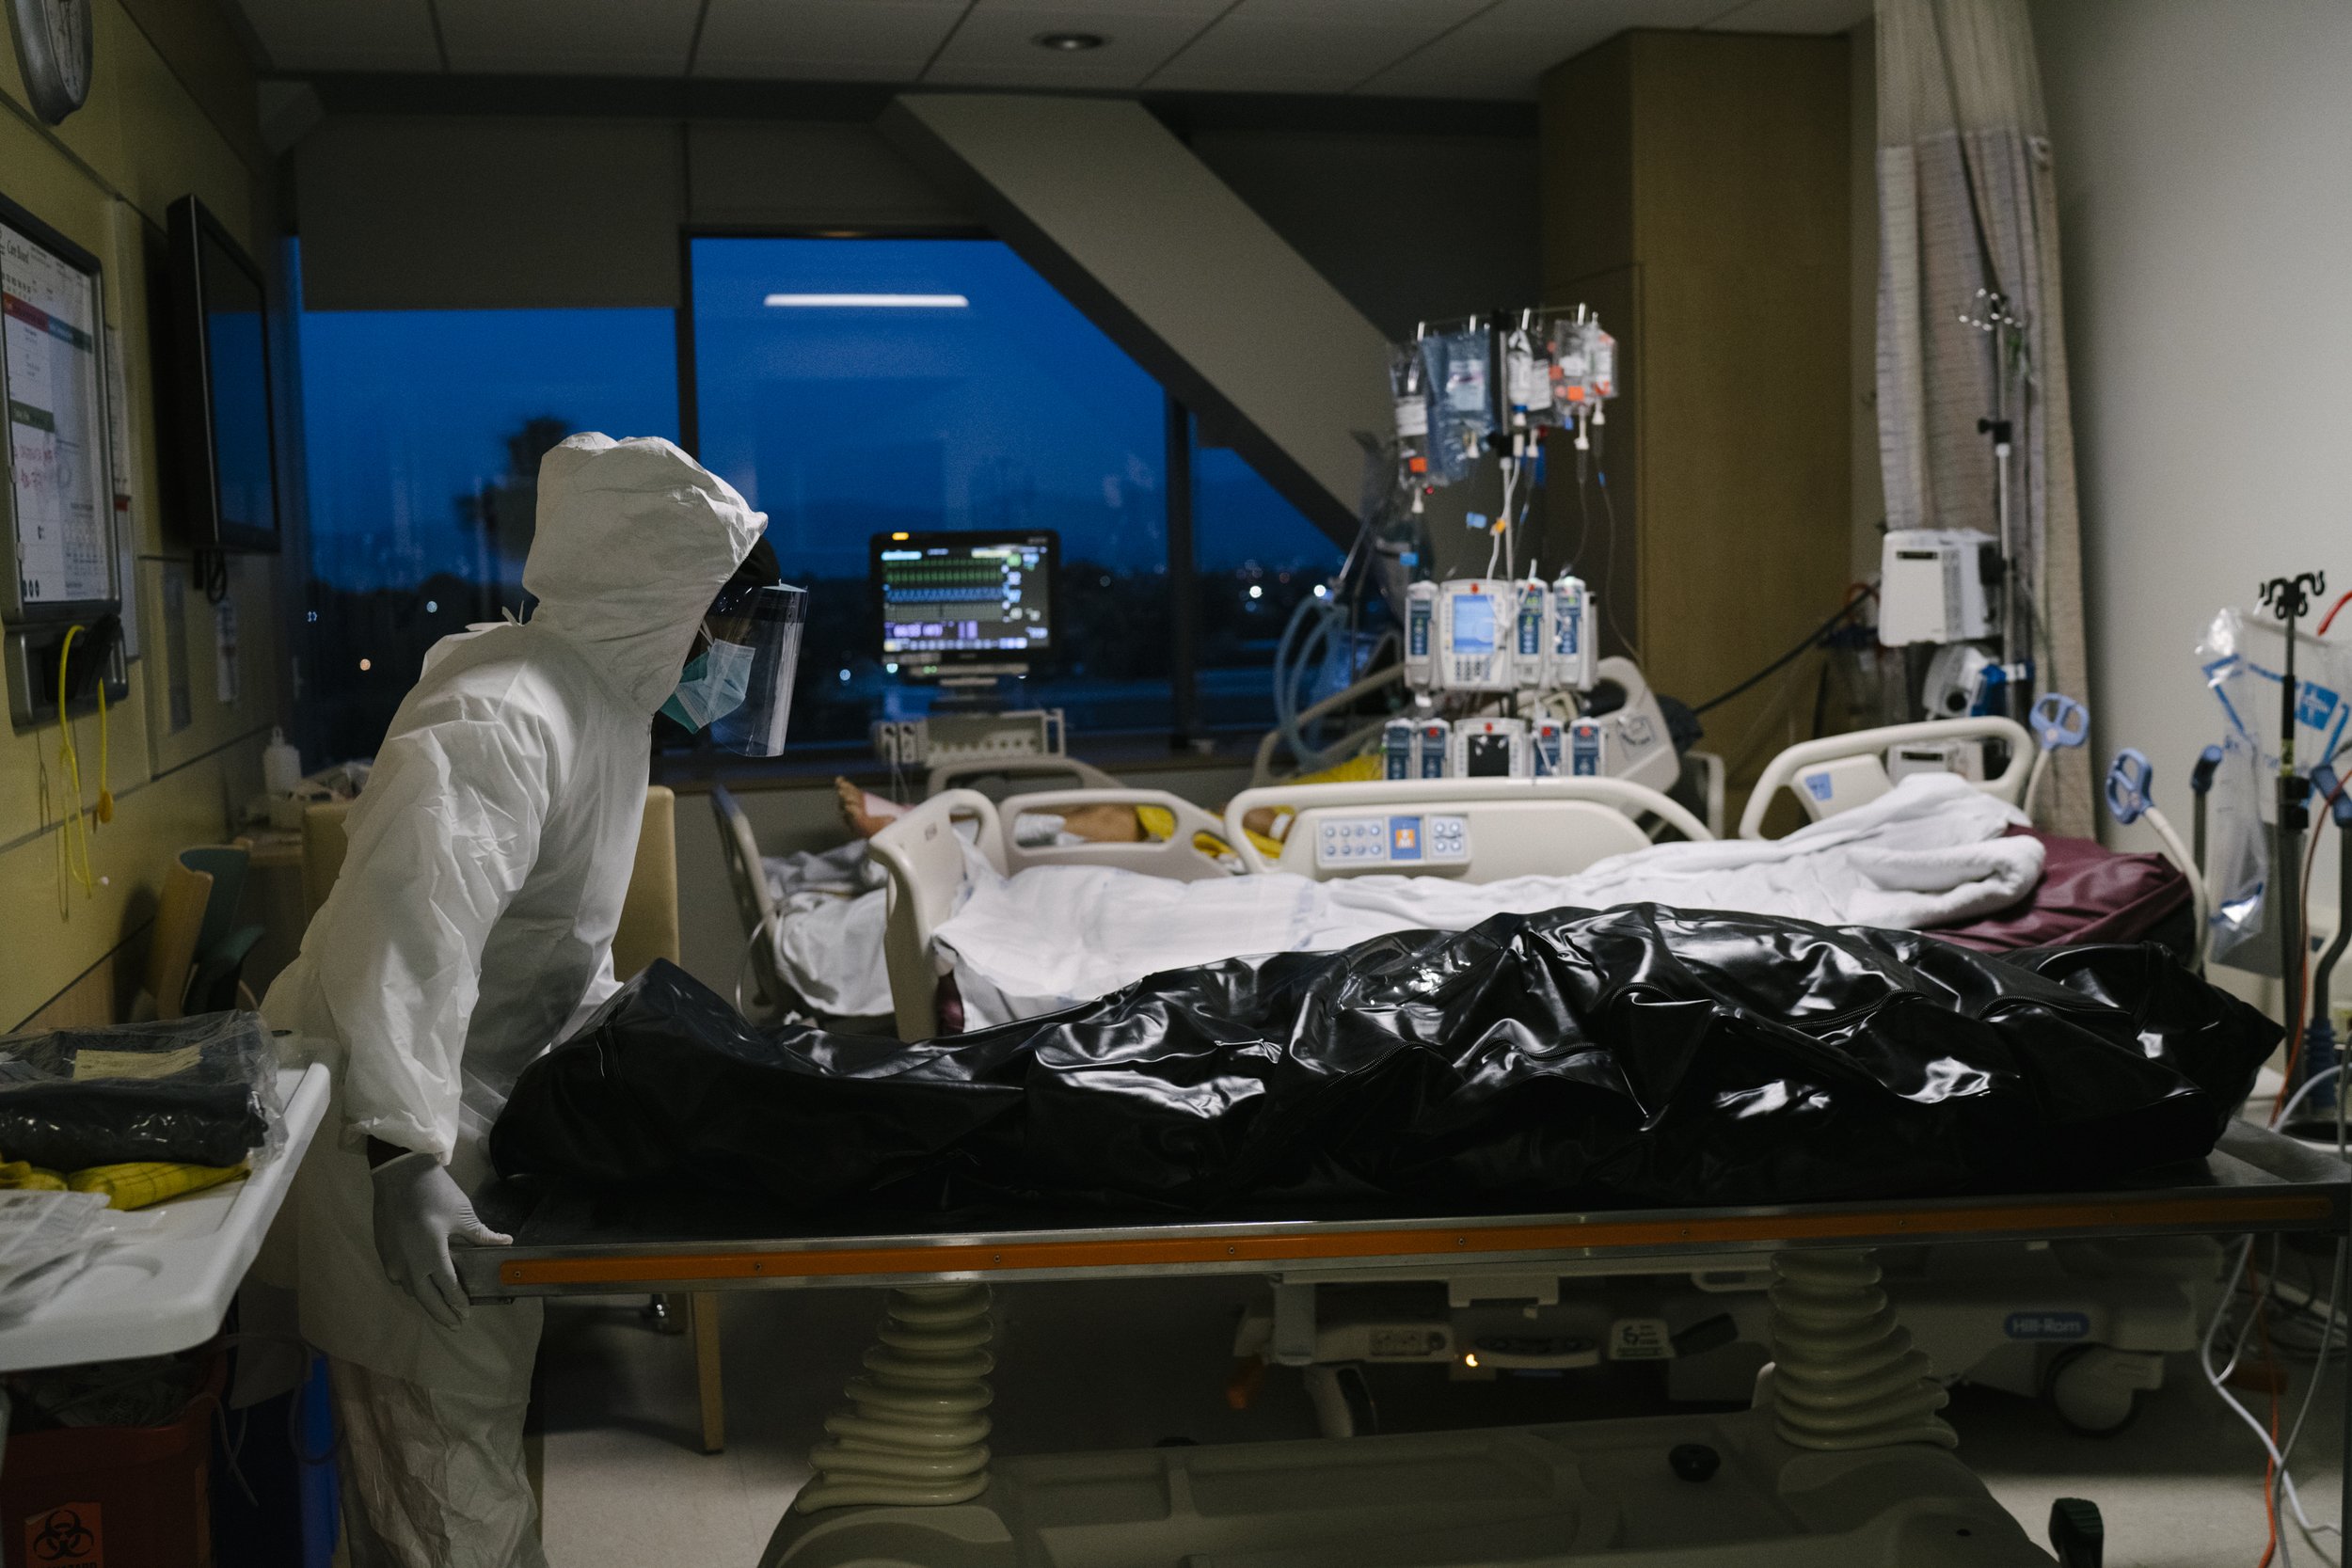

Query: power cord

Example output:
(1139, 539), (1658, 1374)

(1690, 587), (1879, 719)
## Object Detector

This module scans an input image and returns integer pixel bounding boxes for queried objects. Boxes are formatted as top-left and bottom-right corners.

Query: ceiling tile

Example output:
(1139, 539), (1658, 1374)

(436, 0), (701, 75)
(1353, 0), (1727, 99)
(926, 6), (1218, 88)
(695, 0), (970, 81)
(233, 0), (442, 71)
(1701, 0), (1873, 32)
(1146, 0), (1492, 93)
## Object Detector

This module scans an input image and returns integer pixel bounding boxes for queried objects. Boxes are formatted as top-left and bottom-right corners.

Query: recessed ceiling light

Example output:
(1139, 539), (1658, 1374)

(1034, 31), (1106, 51)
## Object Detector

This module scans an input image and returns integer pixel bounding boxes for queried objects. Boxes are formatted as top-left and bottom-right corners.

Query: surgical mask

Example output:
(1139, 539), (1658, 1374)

(660, 640), (755, 733)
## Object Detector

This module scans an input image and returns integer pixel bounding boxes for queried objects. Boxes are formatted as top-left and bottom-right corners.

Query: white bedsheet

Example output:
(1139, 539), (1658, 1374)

(759, 842), (893, 1017)
(766, 772), (2040, 1029)
(937, 773), (2037, 1025)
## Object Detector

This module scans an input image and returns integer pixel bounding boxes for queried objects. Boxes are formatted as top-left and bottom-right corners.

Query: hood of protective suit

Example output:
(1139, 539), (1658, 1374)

(521, 434), (767, 714)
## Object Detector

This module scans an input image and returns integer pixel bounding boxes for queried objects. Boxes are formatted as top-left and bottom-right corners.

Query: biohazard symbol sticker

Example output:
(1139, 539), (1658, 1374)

(26, 1502), (102, 1566)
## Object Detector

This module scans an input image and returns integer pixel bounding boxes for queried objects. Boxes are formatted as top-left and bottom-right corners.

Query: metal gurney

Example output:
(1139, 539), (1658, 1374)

(462, 1122), (2351, 1567)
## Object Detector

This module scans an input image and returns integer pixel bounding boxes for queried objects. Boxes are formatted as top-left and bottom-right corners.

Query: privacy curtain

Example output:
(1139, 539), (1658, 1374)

(1876, 0), (2091, 836)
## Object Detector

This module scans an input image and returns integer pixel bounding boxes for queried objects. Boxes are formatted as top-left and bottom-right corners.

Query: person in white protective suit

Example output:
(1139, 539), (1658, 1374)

(263, 434), (803, 1566)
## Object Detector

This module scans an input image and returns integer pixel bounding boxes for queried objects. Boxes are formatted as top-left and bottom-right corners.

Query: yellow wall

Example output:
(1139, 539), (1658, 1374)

(0, 0), (287, 1028)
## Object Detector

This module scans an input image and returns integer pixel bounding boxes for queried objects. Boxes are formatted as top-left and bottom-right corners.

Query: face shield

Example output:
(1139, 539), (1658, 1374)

(661, 581), (807, 756)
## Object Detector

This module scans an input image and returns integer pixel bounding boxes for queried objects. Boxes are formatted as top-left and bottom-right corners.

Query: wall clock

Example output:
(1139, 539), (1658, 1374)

(8, 0), (93, 124)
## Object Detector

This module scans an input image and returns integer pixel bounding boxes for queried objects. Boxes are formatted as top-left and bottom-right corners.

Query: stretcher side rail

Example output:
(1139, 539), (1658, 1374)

(460, 1121), (2347, 1302)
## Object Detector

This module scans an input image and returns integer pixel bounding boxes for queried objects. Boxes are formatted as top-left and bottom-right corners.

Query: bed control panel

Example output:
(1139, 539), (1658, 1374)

(1312, 813), (1471, 870)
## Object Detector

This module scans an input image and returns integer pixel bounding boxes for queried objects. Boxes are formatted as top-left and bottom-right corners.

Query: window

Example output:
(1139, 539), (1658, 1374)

(1190, 438), (1352, 732)
(691, 236), (1178, 745)
(293, 237), (1348, 764)
(298, 305), (678, 760)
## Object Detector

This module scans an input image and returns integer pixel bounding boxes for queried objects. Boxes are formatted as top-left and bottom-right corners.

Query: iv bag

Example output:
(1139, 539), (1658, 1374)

(1388, 343), (1428, 443)
(2194, 606), (2352, 964)
(2199, 607), (2352, 777)
(2204, 729), (2269, 963)
(1419, 327), (1492, 487)
(1541, 314), (1618, 411)
(1503, 326), (1556, 426)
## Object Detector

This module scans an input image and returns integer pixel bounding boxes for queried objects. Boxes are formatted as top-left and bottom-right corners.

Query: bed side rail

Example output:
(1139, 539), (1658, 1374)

(1223, 777), (1712, 876)
(1740, 717), (2033, 841)
(867, 790), (1001, 1041)
(997, 788), (1237, 881)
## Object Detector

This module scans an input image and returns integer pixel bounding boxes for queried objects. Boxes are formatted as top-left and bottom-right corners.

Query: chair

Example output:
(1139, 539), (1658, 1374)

(142, 846), (265, 1019)
(296, 785), (726, 1452)
(181, 847), (266, 1014)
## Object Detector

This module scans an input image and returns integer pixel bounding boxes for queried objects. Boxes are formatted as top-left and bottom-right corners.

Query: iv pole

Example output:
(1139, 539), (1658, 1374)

(1961, 289), (2027, 718)
(2261, 570), (2327, 1105)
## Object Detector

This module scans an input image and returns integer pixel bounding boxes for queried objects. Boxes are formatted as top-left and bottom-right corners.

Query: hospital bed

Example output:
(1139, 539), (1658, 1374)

(868, 774), (1708, 1043)
(862, 716), (2194, 1047)
(458, 1120), (2352, 1565)
(1738, 714), (2210, 959)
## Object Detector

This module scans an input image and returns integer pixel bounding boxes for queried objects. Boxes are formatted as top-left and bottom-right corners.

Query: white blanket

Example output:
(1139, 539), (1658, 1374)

(935, 773), (2038, 1026)
(759, 843), (893, 1017)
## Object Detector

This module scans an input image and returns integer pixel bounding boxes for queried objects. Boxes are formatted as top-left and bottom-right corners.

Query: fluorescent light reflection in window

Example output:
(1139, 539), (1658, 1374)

(762, 293), (970, 309)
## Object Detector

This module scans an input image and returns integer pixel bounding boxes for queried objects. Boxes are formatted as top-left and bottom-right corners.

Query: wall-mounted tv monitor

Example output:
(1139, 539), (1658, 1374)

(167, 195), (278, 554)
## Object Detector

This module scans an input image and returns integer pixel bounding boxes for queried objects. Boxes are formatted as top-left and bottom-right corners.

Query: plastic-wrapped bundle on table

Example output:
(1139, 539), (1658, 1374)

(0, 1013), (283, 1172)
(490, 905), (2277, 1216)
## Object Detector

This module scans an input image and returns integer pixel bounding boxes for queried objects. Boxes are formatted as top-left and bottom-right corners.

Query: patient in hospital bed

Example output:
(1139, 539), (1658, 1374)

(754, 780), (1187, 1020)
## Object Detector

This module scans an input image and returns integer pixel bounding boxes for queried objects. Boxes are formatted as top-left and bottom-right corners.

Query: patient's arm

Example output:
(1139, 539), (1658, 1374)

(1058, 804), (1144, 843)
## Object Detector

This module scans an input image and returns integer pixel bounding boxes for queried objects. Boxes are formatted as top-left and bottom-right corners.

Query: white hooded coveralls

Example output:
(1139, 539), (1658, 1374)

(263, 435), (762, 1560)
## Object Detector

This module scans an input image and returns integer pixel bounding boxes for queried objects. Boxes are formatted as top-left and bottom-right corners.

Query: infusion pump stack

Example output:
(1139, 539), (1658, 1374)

(1389, 574), (1677, 792)
(1876, 530), (2020, 779)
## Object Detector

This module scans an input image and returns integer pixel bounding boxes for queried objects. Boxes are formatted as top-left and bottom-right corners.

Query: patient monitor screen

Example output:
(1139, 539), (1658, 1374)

(874, 531), (1057, 671)
(1449, 593), (1496, 655)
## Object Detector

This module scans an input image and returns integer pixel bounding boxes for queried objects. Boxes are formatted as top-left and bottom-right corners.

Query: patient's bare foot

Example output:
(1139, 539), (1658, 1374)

(835, 777), (905, 839)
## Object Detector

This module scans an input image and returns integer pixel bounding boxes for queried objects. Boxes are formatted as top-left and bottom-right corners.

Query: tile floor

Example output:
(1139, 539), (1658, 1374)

(534, 1265), (2346, 1568)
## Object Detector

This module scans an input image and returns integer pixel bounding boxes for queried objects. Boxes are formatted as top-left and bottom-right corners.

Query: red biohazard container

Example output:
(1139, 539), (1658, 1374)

(0, 1352), (223, 1568)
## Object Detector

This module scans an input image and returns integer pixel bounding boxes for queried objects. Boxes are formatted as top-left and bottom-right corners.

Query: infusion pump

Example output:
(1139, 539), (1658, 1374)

(1405, 574), (1597, 696)
(1381, 657), (1678, 795)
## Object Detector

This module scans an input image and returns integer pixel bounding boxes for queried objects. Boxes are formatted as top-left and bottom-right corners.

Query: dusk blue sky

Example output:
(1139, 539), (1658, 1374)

(299, 237), (1333, 594)
(300, 305), (679, 592)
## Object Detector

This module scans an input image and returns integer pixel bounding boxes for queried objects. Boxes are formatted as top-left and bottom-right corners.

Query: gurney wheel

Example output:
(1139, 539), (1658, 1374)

(2042, 1346), (2141, 1437)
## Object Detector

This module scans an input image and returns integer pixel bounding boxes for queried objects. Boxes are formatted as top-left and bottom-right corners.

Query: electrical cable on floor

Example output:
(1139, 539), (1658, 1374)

(1690, 587), (1878, 719)
(2201, 1236), (2336, 1544)
(2252, 1243), (2284, 1568)
(2272, 1241), (2345, 1563)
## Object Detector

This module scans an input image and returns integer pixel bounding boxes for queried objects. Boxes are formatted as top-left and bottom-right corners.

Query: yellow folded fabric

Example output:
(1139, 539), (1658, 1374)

(0, 1160), (69, 1192)
(1135, 804), (1178, 842)
(68, 1162), (247, 1211)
